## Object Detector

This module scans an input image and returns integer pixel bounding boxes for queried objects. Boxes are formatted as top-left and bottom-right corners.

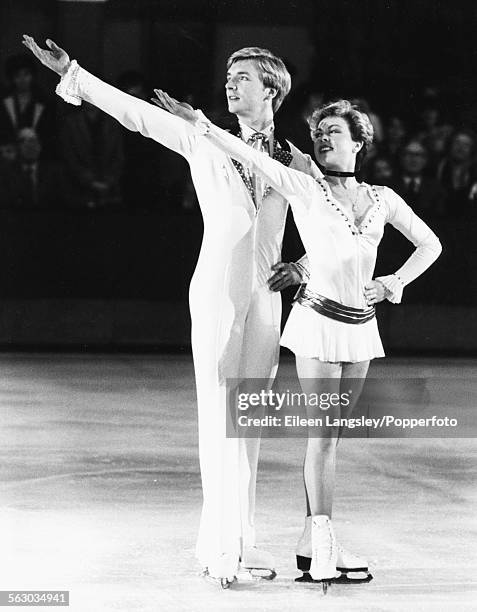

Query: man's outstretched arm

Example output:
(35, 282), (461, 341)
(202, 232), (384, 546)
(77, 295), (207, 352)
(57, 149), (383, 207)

(22, 36), (198, 159)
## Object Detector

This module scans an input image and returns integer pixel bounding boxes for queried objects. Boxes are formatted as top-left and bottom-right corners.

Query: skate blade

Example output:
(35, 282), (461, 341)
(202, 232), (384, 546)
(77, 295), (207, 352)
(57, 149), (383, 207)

(334, 571), (373, 584)
(239, 568), (277, 581)
(295, 572), (333, 593)
(199, 568), (237, 589)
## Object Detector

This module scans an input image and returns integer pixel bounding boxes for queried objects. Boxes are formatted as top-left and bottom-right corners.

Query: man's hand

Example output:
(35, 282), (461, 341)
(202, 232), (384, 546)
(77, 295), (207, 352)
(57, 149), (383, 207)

(151, 89), (197, 124)
(268, 262), (302, 292)
(22, 35), (71, 76)
(364, 280), (386, 305)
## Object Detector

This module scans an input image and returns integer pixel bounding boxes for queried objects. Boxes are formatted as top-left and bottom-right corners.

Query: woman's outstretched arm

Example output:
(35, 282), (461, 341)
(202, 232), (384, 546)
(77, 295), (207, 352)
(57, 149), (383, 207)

(152, 90), (318, 211)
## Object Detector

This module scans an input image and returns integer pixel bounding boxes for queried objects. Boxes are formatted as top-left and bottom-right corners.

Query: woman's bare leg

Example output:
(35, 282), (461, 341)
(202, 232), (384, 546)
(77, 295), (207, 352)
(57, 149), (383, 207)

(296, 357), (342, 517)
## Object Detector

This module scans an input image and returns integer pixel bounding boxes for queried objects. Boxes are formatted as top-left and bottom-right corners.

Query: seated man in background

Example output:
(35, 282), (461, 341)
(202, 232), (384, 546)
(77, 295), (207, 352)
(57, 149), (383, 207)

(0, 127), (65, 209)
(393, 140), (446, 221)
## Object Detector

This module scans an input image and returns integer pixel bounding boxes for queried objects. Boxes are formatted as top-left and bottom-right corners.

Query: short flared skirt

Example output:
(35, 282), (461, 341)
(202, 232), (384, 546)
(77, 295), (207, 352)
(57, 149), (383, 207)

(280, 302), (385, 363)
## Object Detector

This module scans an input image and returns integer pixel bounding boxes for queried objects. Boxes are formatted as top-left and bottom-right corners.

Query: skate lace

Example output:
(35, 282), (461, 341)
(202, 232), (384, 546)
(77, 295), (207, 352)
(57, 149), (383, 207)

(313, 522), (333, 565)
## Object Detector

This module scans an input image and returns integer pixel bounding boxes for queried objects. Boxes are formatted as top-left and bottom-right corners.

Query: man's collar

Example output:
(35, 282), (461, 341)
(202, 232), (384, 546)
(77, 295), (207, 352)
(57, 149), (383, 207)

(238, 120), (275, 142)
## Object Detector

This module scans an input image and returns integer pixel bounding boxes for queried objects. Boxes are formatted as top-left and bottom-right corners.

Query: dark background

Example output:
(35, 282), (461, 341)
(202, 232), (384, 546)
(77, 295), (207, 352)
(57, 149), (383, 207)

(0, 0), (476, 351)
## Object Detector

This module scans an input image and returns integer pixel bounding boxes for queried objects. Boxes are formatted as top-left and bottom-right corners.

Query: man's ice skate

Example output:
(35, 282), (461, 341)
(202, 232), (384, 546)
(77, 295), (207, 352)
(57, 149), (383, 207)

(295, 515), (338, 593)
(239, 546), (277, 580)
(295, 516), (372, 584)
(200, 552), (239, 589)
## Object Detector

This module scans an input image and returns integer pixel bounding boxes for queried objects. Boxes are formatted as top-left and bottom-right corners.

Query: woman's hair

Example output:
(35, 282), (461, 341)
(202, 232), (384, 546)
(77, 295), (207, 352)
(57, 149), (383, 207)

(227, 47), (291, 112)
(309, 99), (374, 170)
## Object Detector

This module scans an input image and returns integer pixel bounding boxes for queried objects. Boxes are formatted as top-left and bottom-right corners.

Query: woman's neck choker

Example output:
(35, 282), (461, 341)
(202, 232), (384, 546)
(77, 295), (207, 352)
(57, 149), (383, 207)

(324, 169), (356, 177)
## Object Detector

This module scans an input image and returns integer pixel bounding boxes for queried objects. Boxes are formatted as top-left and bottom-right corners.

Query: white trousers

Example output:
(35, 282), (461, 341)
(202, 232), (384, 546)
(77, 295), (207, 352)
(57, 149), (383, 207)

(190, 282), (281, 566)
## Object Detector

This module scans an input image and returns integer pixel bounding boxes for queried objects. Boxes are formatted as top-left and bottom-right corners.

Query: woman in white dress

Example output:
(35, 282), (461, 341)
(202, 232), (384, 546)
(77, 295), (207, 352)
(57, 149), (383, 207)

(153, 93), (442, 588)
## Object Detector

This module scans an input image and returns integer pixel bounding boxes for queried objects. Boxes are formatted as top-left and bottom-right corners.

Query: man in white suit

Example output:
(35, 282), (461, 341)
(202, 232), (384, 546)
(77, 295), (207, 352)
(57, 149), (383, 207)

(23, 35), (320, 587)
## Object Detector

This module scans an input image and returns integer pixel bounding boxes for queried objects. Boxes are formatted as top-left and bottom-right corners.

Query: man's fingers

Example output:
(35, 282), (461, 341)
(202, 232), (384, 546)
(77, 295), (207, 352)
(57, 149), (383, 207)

(271, 262), (286, 272)
(268, 270), (287, 283)
(46, 39), (60, 51)
(269, 281), (284, 292)
(23, 36), (46, 62)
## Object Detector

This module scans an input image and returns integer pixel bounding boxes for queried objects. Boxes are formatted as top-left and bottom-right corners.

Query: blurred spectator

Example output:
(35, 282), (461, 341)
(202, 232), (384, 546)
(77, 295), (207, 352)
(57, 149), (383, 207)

(0, 138), (17, 165)
(380, 116), (407, 165)
(116, 70), (167, 209)
(416, 99), (453, 171)
(393, 140), (446, 219)
(365, 155), (395, 186)
(437, 129), (477, 216)
(0, 127), (66, 209)
(60, 102), (123, 209)
(0, 54), (55, 158)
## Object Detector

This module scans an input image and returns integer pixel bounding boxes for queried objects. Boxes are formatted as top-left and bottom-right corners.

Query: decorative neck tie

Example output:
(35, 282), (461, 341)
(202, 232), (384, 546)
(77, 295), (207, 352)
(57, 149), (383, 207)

(247, 132), (270, 209)
(249, 131), (269, 150)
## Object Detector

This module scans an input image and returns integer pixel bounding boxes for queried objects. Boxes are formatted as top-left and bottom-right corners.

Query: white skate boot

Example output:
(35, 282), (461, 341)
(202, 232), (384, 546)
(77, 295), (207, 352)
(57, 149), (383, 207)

(295, 516), (372, 584)
(240, 546), (277, 580)
(200, 552), (239, 589)
(295, 515), (338, 593)
(335, 544), (373, 583)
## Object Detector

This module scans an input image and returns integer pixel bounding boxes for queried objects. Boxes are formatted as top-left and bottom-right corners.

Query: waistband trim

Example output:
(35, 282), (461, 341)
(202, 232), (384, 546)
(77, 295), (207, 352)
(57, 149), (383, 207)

(294, 285), (375, 325)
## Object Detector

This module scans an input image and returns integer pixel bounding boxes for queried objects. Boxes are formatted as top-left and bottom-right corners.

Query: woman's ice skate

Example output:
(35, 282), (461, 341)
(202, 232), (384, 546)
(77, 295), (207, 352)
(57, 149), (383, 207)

(334, 544), (373, 583)
(295, 515), (338, 593)
(296, 516), (373, 584)
(239, 546), (277, 580)
(200, 552), (239, 589)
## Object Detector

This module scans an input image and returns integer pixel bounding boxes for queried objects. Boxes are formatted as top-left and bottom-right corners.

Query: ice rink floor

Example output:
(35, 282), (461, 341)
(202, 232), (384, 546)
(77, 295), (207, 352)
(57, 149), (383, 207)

(1, 353), (476, 611)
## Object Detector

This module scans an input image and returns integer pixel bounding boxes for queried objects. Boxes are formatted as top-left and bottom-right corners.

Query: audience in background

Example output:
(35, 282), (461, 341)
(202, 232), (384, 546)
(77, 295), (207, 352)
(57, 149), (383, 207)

(0, 127), (65, 209)
(365, 155), (395, 187)
(0, 137), (17, 165)
(415, 99), (453, 172)
(0, 54), (55, 158)
(380, 116), (407, 165)
(392, 140), (446, 220)
(60, 102), (123, 209)
(437, 129), (477, 216)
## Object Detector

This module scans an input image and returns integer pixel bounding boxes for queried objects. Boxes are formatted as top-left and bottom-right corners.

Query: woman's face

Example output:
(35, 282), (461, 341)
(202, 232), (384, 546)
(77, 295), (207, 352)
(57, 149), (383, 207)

(313, 116), (361, 171)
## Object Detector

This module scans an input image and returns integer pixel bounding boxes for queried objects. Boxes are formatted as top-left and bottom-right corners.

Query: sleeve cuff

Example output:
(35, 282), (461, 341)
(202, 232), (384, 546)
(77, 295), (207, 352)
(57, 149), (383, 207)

(375, 274), (404, 304)
(194, 109), (211, 135)
(55, 60), (82, 106)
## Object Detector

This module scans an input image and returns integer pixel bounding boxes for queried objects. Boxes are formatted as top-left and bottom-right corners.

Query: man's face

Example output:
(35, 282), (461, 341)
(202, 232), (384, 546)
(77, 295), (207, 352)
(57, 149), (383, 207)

(225, 60), (270, 118)
(401, 142), (427, 175)
(0, 143), (17, 163)
(450, 134), (473, 162)
(13, 68), (33, 93)
(373, 159), (393, 183)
